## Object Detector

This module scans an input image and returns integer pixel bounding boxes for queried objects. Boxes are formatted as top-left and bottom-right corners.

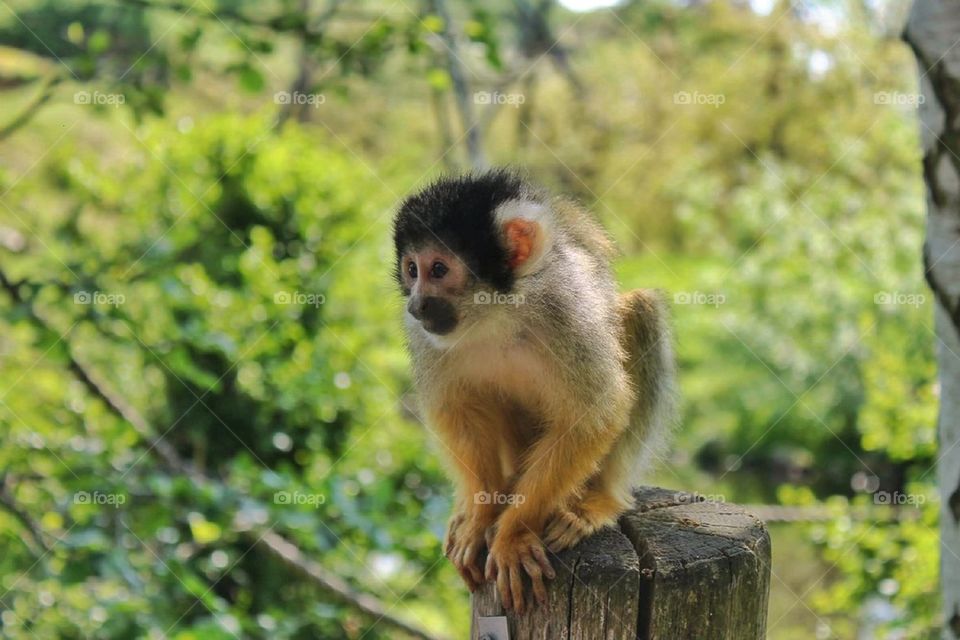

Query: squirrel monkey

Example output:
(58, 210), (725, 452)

(393, 170), (675, 613)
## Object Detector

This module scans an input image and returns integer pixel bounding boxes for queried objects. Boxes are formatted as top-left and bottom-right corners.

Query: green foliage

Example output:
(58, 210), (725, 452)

(0, 0), (941, 637)
(778, 484), (939, 638)
(0, 114), (464, 637)
(597, 3), (938, 634)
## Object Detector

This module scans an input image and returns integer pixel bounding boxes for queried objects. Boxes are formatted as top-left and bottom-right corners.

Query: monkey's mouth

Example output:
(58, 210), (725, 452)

(420, 314), (458, 336)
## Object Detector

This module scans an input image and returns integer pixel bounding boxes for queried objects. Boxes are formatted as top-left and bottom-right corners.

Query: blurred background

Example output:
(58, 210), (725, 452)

(0, 0), (937, 638)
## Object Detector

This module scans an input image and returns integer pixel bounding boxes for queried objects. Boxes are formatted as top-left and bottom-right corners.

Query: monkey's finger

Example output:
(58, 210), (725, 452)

(455, 542), (468, 565)
(531, 544), (556, 579)
(446, 516), (463, 552)
(462, 553), (481, 591)
(496, 565), (511, 608)
(546, 516), (573, 539)
(546, 532), (570, 553)
(455, 563), (478, 592)
(451, 543), (481, 590)
(542, 526), (561, 551)
(509, 566), (525, 614)
(485, 554), (497, 581)
(520, 555), (548, 606)
(462, 545), (484, 585)
(467, 574), (480, 592)
(451, 552), (475, 588)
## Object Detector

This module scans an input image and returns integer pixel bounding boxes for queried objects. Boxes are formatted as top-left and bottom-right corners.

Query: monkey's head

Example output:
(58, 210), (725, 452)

(393, 170), (553, 346)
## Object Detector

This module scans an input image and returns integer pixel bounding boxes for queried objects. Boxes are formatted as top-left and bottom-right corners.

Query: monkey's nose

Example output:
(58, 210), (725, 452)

(407, 296), (428, 320)
(408, 296), (458, 335)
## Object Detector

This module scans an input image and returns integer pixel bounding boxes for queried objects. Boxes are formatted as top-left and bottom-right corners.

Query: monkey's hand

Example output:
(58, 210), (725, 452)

(445, 510), (492, 591)
(484, 527), (555, 613)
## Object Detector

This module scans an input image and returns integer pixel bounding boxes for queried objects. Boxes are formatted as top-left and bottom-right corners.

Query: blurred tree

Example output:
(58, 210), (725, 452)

(905, 1), (960, 636)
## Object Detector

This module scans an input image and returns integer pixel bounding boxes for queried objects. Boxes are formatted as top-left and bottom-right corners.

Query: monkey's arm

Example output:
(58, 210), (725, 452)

(428, 399), (512, 589)
(484, 396), (630, 611)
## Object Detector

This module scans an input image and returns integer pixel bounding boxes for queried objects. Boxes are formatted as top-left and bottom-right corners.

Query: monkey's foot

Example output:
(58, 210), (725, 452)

(485, 529), (555, 614)
(445, 513), (490, 591)
(543, 506), (616, 552)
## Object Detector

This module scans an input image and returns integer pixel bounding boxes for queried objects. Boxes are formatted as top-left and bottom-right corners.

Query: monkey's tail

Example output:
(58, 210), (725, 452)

(608, 289), (678, 503)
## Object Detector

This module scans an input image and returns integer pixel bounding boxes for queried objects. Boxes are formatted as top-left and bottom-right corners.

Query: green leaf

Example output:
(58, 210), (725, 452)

(238, 65), (264, 93)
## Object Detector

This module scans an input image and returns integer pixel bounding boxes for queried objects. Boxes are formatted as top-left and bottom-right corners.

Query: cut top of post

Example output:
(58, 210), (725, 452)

(471, 486), (772, 640)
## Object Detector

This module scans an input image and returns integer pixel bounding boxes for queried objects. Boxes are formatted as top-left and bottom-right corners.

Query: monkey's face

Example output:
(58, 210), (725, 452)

(393, 171), (554, 348)
(399, 244), (474, 338)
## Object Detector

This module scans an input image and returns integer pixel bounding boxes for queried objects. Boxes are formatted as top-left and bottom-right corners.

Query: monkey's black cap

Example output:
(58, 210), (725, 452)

(393, 169), (528, 292)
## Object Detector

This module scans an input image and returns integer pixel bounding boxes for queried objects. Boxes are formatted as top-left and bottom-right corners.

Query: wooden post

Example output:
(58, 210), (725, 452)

(471, 486), (771, 639)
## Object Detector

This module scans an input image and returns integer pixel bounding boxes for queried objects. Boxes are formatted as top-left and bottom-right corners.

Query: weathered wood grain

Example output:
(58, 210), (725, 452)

(620, 487), (771, 640)
(469, 486), (771, 639)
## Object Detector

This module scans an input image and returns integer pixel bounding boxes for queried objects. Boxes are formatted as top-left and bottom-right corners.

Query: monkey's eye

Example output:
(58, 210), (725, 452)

(407, 261), (418, 279)
(430, 261), (448, 279)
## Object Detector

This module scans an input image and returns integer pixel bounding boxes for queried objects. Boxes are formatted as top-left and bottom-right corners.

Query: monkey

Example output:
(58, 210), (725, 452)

(393, 169), (675, 613)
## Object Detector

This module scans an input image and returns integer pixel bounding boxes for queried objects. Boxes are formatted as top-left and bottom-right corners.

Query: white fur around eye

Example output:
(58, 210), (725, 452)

(494, 199), (555, 276)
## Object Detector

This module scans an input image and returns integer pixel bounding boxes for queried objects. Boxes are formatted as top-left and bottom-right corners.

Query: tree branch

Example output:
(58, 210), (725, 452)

(0, 474), (52, 557)
(256, 529), (443, 640)
(429, 0), (485, 169)
(0, 74), (63, 142)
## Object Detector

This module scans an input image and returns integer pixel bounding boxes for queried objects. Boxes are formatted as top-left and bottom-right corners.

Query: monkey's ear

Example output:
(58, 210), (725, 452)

(496, 200), (554, 276)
